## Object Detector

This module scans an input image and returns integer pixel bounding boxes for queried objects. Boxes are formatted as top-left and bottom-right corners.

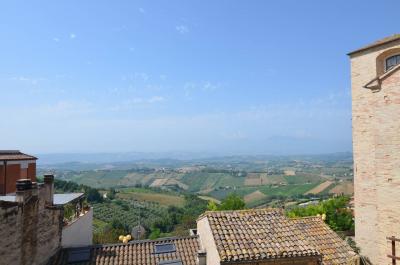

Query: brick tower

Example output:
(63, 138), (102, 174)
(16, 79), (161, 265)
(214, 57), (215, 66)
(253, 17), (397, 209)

(349, 34), (400, 264)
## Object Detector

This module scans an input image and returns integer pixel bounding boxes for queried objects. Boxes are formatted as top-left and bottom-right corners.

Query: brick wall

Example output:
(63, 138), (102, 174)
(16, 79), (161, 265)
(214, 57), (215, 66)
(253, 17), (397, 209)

(0, 161), (37, 194)
(0, 185), (62, 265)
(350, 39), (400, 264)
(6, 164), (21, 194)
(28, 163), (36, 182)
(0, 165), (4, 194)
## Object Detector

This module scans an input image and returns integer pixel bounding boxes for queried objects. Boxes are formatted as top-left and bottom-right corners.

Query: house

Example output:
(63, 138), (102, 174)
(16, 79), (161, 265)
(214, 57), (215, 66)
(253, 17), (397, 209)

(0, 150), (37, 195)
(0, 175), (93, 265)
(197, 209), (357, 265)
(50, 208), (357, 265)
(131, 224), (146, 240)
(51, 236), (202, 265)
(349, 34), (400, 264)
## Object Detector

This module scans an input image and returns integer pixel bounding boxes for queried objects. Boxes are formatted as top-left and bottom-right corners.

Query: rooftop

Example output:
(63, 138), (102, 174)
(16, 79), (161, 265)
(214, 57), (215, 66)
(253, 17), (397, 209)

(348, 34), (400, 56)
(0, 193), (84, 206)
(291, 217), (356, 265)
(0, 150), (37, 161)
(52, 236), (200, 265)
(199, 208), (356, 264)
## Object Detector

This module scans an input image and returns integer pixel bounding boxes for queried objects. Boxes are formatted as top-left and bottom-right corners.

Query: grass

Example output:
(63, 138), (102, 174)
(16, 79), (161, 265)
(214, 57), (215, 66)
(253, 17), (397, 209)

(93, 218), (108, 233)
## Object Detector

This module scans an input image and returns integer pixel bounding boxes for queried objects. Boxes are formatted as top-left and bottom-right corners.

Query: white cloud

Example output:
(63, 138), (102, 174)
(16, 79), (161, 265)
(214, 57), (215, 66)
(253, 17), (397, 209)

(175, 25), (189, 34)
(70, 33), (76, 39)
(202, 82), (220, 91)
(148, 96), (165, 103)
(109, 96), (166, 111)
(53, 37), (60, 42)
(11, 76), (46, 86)
(183, 81), (221, 99)
(139, 7), (145, 13)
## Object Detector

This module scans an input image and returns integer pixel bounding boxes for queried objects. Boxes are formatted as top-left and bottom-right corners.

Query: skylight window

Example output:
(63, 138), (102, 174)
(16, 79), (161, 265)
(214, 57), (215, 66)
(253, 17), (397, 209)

(154, 243), (176, 254)
(67, 248), (91, 263)
(158, 259), (183, 265)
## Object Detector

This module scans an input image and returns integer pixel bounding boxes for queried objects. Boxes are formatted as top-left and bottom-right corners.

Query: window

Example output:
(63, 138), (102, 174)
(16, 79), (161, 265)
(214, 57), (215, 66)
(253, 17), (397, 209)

(68, 248), (91, 263)
(158, 260), (183, 265)
(386, 55), (400, 71)
(154, 243), (176, 254)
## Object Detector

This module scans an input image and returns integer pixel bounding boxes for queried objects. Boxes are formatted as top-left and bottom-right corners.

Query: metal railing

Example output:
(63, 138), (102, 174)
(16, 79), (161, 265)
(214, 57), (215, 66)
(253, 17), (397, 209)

(387, 236), (400, 265)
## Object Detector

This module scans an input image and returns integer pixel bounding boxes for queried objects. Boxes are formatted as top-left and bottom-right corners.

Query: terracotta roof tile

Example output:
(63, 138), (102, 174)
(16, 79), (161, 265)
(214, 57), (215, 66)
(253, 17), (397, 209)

(291, 217), (356, 265)
(200, 209), (320, 262)
(54, 236), (199, 265)
(199, 208), (357, 264)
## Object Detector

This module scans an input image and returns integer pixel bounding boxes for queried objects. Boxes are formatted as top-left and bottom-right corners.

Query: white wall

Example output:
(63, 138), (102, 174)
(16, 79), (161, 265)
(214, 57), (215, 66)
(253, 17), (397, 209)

(61, 207), (93, 247)
(197, 217), (221, 265)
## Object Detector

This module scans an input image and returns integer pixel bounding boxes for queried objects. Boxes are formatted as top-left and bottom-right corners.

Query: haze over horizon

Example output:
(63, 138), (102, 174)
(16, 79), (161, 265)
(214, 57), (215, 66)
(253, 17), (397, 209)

(1, 0), (398, 154)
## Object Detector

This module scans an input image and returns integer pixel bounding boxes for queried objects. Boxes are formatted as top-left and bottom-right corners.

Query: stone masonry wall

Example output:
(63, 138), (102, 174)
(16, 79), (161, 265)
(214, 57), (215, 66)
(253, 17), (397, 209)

(0, 186), (62, 265)
(350, 39), (400, 265)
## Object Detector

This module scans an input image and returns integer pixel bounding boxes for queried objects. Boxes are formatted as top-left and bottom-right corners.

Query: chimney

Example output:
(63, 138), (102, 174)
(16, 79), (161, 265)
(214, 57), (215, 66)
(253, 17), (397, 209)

(43, 174), (54, 205)
(31, 182), (38, 197)
(197, 249), (206, 265)
(15, 179), (33, 203)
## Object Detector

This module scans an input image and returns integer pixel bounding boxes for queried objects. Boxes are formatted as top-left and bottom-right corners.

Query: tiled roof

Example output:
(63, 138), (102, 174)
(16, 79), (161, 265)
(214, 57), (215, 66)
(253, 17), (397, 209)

(348, 34), (400, 56)
(199, 208), (357, 264)
(52, 236), (200, 265)
(0, 150), (37, 161)
(199, 209), (321, 263)
(291, 217), (356, 265)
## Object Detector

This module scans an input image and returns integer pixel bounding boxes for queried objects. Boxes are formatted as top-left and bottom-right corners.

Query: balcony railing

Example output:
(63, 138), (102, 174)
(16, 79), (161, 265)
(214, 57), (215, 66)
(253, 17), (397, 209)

(387, 236), (400, 265)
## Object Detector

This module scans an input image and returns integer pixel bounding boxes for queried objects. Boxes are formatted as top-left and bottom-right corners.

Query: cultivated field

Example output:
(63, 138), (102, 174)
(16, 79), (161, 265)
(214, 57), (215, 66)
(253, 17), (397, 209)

(244, 190), (267, 203)
(244, 173), (270, 186)
(198, 196), (221, 204)
(117, 188), (185, 207)
(329, 181), (354, 195)
(305, 180), (333, 194)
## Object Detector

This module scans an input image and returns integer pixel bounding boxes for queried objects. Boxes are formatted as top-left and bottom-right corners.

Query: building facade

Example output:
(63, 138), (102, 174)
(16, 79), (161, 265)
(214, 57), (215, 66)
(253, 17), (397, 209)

(0, 150), (37, 195)
(0, 177), (62, 265)
(349, 34), (400, 264)
(0, 175), (93, 265)
(197, 209), (357, 265)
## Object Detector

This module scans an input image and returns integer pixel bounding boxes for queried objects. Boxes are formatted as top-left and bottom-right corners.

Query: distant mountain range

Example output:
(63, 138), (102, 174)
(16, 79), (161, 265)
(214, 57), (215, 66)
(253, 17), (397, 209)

(36, 151), (352, 166)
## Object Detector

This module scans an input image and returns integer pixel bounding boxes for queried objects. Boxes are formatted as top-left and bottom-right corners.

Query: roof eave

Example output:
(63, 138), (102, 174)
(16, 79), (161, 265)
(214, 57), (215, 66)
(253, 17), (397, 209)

(220, 254), (322, 265)
(1, 157), (38, 161)
(348, 36), (400, 57)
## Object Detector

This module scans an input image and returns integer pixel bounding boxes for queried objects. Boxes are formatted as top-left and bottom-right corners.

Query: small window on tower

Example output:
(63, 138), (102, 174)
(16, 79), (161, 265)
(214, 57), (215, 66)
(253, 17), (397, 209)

(386, 55), (400, 71)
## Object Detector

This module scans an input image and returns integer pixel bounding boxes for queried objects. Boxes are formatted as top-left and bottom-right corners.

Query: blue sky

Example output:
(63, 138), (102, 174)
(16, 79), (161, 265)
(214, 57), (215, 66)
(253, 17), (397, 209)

(0, 0), (398, 155)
